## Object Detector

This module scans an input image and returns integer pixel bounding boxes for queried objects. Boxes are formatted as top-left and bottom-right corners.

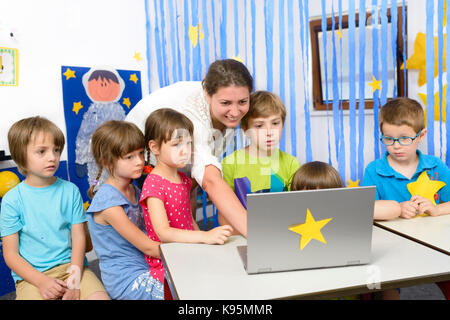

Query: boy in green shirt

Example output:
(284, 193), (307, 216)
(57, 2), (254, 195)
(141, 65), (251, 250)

(220, 91), (300, 234)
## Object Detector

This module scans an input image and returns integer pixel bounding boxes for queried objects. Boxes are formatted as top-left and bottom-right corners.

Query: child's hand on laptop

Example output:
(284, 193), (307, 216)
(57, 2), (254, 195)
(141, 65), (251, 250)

(410, 195), (440, 216)
(399, 200), (419, 219)
(204, 225), (233, 245)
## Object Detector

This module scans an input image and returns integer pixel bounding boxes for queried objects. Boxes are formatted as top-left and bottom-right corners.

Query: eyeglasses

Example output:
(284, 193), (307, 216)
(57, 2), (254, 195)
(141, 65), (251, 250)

(380, 131), (421, 146)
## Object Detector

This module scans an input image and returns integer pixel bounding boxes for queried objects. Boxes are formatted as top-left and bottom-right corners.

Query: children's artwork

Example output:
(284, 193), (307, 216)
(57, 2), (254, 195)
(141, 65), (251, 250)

(289, 208), (333, 251)
(407, 171), (446, 206)
(0, 47), (18, 86)
(61, 66), (142, 205)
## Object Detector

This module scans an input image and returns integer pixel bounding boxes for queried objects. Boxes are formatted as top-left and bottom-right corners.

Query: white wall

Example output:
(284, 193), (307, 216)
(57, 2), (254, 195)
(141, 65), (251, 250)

(0, 0), (148, 168)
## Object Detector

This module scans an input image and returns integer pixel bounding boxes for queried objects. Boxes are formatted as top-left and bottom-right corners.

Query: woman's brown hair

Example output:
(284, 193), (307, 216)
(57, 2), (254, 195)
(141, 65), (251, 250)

(88, 120), (145, 198)
(291, 161), (344, 191)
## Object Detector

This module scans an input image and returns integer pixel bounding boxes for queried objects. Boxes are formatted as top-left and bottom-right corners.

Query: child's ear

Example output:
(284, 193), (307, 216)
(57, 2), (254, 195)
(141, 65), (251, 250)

(418, 128), (427, 142)
(148, 140), (159, 155)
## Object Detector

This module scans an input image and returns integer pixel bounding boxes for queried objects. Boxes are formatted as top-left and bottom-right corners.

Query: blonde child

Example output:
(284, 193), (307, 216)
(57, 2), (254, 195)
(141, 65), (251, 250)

(139, 108), (233, 296)
(0, 116), (108, 300)
(86, 120), (162, 300)
(220, 91), (300, 235)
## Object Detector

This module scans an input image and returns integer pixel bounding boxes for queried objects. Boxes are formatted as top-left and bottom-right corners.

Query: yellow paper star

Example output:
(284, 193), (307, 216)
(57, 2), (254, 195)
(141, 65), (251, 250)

(232, 55), (244, 63)
(72, 101), (83, 115)
(419, 84), (447, 122)
(133, 52), (143, 62)
(347, 179), (360, 188)
(129, 73), (138, 84)
(289, 208), (333, 250)
(188, 24), (205, 48)
(407, 171), (446, 206)
(336, 29), (343, 40)
(122, 97), (131, 109)
(402, 32), (447, 87)
(368, 76), (381, 93)
(83, 201), (90, 212)
(63, 68), (76, 80)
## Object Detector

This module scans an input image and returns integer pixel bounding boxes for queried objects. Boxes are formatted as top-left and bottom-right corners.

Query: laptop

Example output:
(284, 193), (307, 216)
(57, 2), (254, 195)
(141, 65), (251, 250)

(237, 186), (376, 274)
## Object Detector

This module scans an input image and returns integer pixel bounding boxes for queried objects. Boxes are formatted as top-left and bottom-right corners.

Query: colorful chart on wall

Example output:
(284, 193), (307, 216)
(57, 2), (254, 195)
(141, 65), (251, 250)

(0, 47), (18, 86)
(61, 66), (142, 205)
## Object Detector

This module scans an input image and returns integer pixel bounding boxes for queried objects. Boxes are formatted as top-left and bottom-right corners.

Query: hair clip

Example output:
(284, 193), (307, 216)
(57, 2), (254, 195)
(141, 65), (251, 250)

(93, 179), (98, 186)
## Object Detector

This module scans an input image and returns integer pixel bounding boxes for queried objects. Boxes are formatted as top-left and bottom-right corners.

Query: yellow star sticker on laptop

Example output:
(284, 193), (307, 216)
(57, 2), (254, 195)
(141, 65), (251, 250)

(289, 208), (333, 250)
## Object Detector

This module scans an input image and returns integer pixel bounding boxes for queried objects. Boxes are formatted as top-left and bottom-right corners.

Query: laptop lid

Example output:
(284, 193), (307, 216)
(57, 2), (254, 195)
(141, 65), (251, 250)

(244, 186), (376, 274)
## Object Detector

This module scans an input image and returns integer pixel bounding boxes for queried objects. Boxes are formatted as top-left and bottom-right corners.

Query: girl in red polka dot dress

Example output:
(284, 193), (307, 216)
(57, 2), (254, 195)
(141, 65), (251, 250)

(139, 108), (233, 299)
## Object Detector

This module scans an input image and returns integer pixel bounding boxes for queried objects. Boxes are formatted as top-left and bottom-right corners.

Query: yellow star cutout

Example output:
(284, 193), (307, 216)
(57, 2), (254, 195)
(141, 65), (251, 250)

(402, 32), (447, 87)
(63, 68), (76, 80)
(336, 29), (343, 40)
(419, 84), (447, 122)
(188, 24), (205, 48)
(133, 52), (143, 62)
(407, 171), (446, 206)
(368, 76), (381, 93)
(122, 97), (131, 109)
(129, 73), (139, 84)
(83, 201), (90, 212)
(289, 208), (333, 250)
(347, 179), (360, 188)
(72, 101), (83, 115)
(232, 55), (244, 63)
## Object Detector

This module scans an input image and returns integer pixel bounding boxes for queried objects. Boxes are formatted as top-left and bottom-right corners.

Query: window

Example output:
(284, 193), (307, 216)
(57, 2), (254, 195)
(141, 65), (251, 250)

(309, 7), (407, 110)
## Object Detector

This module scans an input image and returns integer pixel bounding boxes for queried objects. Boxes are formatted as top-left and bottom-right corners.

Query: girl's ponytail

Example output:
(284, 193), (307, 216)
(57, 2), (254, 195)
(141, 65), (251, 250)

(87, 168), (103, 199)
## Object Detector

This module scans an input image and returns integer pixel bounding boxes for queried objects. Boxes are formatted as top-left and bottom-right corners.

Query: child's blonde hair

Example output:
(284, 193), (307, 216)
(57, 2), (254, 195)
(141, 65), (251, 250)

(7, 116), (65, 175)
(291, 161), (343, 191)
(88, 120), (145, 198)
(241, 91), (286, 130)
(379, 97), (425, 134)
(144, 108), (194, 161)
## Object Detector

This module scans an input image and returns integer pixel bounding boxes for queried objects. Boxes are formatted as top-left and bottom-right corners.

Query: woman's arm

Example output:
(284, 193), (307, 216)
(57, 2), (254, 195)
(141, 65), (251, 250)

(100, 207), (161, 258)
(146, 197), (231, 244)
(202, 165), (247, 237)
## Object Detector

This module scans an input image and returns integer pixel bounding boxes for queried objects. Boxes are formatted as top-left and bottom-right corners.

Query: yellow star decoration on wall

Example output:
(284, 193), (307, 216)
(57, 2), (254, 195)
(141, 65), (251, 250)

(347, 179), (360, 188)
(188, 24), (205, 48)
(407, 171), (446, 206)
(368, 76), (381, 93)
(63, 68), (76, 80)
(419, 84), (447, 123)
(129, 73), (139, 84)
(133, 52), (143, 62)
(122, 97), (131, 109)
(289, 209), (333, 251)
(232, 55), (244, 63)
(72, 101), (83, 115)
(83, 201), (90, 212)
(336, 29), (343, 40)
(402, 32), (447, 87)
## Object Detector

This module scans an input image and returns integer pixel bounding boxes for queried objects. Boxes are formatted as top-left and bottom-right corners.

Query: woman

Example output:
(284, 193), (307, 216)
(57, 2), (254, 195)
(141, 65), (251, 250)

(125, 59), (252, 237)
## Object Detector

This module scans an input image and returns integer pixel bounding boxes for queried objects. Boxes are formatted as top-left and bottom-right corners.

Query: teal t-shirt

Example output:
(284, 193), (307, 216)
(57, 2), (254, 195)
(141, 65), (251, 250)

(222, 149), (300, 208)
(0, 178), (86, 282)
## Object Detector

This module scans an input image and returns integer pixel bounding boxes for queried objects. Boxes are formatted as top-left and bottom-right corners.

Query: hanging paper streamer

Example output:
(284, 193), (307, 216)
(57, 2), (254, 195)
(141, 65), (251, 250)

(358, 0), (367, 180)
(279, 0), (286, 152)
(191, 0), (202, 81)
(426, 0), (435, 156)
(211, 0), (218, 60)
(321, 0), (332, 166)
(168, 0), (179, 83)
(175, 1), (183, 82)
(152, 0), (164, 88)
(264, 0), (274, 93)
(348, 0), (357, 181)
(337, 0), (346, 180)
(447, 0), (450, 166)
(158, 0), (169, 85)
(251, 0), (256, 80)
(371, 0), (381, 160)
(288, 0), (297, 158)
(144, 0), (152, 93)
(380, 0), (388, 107)
(402, 0), (407, 95)
(391, 1), (397, 98)
(220, 0), (228, 59)
(438, 0), (444, 160)
(202, 0), (211, 76)
(184, 0), (191, 80)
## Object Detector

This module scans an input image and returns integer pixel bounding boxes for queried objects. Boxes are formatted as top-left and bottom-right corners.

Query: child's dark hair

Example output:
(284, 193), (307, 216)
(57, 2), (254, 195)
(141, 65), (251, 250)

(7, 116), (65, 175)
(291, 161), (343, 191)
(88, 120), (145, 198)
(144, 108), (194, 163)
(88, 70), (119, 84)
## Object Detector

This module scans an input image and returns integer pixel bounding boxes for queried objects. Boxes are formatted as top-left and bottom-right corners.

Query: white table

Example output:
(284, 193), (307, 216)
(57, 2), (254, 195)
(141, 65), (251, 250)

(160, 226), (450, 300)
(375, 214), (450, 255)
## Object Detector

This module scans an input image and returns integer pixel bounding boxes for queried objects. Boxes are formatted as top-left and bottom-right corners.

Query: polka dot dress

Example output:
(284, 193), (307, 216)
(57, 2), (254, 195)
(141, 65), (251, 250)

(139, 172), (194, 282)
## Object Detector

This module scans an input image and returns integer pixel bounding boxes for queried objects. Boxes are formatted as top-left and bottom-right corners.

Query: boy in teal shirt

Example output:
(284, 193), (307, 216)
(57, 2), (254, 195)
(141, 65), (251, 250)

(220, 91), (300, 234)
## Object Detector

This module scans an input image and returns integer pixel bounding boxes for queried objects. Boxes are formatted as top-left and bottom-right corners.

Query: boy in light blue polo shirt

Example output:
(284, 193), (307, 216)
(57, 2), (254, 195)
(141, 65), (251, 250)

(362, 97), (450, 220)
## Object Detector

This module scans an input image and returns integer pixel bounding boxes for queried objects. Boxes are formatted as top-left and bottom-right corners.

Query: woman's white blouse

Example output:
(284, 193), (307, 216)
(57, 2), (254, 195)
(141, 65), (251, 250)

(125, 81), (235, 187)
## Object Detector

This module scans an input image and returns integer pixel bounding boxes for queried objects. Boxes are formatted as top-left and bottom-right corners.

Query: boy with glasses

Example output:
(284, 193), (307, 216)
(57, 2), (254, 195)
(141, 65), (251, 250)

(362, 97), (450, 220)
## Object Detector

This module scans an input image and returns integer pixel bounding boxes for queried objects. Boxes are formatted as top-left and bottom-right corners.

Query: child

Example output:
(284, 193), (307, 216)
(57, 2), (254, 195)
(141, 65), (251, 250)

(362, 97), (450, 300)
(0, 116), (109, 300)
(140, 108), (233, 295)
(220, 91), (300, 234)
(290, 161), (343, 191)
(86, 120), (163, 300)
